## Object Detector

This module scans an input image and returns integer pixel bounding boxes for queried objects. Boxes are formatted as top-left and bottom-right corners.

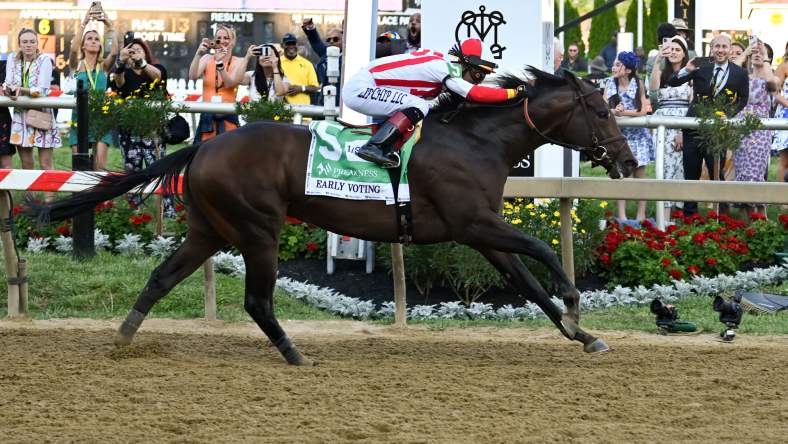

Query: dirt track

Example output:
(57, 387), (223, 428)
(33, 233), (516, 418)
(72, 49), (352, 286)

(1, 318), (787, 443)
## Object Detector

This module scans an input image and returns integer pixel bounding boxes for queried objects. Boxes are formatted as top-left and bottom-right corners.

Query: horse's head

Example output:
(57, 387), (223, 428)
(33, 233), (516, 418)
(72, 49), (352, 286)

(508, 68), (637, 178)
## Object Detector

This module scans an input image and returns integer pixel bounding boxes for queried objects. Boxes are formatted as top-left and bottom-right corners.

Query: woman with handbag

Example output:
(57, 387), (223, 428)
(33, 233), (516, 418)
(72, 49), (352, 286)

(68, 7), (117, 170)
(5, 28), (62, 170)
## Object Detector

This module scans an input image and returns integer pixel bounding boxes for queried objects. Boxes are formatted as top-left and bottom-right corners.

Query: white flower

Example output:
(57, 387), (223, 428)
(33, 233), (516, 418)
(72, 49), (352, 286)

(115, 233), (144, 255)
(25, 236), (50, 253)
(53, 236), (73, 253)
(147, 236), (177, 257)
(94, 229), (111, 250)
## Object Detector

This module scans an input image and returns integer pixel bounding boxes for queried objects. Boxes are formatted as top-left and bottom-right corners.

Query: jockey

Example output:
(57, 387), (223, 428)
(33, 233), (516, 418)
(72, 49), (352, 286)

(343, 38), (528, 168)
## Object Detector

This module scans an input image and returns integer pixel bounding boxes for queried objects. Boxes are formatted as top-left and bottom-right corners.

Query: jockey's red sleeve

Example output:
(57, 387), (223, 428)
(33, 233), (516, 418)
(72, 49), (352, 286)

(466, 85), (517, 103)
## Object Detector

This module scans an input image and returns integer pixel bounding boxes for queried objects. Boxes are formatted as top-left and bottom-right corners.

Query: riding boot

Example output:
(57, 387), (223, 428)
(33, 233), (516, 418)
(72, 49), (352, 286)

(357, 107), (423, 168)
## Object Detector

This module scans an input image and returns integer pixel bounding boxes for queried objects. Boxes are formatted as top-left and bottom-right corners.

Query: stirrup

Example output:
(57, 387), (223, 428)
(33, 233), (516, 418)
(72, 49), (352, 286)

(381, 152), (401, 169)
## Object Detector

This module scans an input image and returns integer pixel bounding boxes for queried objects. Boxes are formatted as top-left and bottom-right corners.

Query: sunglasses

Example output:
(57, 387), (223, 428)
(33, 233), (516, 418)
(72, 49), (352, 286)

(326, 37), (341, 43)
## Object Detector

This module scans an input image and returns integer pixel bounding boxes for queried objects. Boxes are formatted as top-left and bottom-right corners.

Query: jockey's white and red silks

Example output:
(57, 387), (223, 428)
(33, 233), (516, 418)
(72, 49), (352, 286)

(343, 48), (515, 119)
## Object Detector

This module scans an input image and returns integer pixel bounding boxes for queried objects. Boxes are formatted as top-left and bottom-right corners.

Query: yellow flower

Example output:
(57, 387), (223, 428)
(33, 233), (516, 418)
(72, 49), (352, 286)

(599, 201), (608, 208)
(551, 239), (559, 245)
(515, 198), (523, 203)
(115, 99), (123, 105)
(715, 111), (726, 118)
(529, 211), (536, 217)
(581, 229), (587, 234)
(540, 213), (547, 219)
(512, 218), (522, 225)
(525, 203), (535, 209)
(274, 115), (281, 121)
(551, 220), (557, 226)
(504, 202), (513, 209)
(101, 105), (109, 112)
(553, 210), (560, 218)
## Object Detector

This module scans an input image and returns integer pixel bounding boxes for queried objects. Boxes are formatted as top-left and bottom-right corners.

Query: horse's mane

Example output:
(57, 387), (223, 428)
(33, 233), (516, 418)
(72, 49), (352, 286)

(431, 66), (569, 115)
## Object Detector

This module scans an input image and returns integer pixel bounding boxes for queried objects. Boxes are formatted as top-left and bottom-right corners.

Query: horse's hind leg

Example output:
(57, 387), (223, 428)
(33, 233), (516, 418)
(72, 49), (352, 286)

(476, 248), (608, 353)
(241, 243), (312, 366)
(115, 230), (226, 346)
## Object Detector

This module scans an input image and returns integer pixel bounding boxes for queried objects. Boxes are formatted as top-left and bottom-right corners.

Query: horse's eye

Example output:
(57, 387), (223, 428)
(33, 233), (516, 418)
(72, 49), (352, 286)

(597, 110), (609, 119)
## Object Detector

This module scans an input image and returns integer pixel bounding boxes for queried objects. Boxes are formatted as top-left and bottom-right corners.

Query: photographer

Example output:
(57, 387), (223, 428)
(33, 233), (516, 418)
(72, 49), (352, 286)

(232, 44), (289, 102)
(68, 5), (117, 170)
(188, 25), (245, 142)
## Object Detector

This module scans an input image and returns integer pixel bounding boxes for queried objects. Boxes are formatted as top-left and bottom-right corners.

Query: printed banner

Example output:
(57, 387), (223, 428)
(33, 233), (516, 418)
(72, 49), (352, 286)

(306, 121), (414, 204)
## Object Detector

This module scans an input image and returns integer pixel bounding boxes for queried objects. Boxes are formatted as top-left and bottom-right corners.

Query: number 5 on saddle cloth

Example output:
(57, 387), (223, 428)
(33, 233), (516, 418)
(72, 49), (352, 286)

(306, 119), (422, 274)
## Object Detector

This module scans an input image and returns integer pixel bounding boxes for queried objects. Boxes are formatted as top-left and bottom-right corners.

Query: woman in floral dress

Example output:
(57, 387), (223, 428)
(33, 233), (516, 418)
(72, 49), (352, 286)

(5, 29), (61, 170)
(649, 36), (691, 215)
(604, 51), (654, 222)
(733, 42), (778, 218)
(771, 42), (788, 184)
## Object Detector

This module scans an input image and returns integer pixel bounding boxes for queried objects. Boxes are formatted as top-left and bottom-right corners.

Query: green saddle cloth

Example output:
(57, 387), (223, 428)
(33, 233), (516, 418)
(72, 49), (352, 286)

(306, 120), (418, 204)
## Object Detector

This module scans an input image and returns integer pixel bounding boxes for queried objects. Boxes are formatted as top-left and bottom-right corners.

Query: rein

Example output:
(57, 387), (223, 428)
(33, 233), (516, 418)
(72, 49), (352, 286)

(522, 87), (625, 163)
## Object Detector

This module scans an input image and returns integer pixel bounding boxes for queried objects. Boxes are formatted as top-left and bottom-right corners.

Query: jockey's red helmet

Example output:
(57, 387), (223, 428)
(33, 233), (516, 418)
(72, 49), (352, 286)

(449, 38), (498, 73)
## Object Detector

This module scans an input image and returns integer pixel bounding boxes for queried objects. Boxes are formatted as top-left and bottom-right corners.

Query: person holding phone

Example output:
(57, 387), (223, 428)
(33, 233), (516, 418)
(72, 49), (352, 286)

(772, 41), (788, 187)
(4, 28), (61, 175)
(68, 6), (117, 170)
(233, 44), (288, 102)
(649, 36), (692, 216)
(188, 24), (245, 142)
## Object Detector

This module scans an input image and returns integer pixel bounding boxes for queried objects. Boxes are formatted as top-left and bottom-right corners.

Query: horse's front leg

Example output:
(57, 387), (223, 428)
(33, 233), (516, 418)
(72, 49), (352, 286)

(474, 247), (608, 353)
(461, 213), (581, 323)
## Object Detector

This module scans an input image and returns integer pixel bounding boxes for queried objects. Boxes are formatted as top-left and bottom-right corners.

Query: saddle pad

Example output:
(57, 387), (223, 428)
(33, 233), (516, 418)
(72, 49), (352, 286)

(305, 120), (418, 204)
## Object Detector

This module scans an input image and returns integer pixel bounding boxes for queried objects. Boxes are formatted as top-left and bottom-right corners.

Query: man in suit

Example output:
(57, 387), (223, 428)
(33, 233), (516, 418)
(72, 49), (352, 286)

(667, 34), (749, 215)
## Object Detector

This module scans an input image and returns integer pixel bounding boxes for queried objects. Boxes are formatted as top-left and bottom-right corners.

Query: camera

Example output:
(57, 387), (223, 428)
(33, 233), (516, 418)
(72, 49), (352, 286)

(713, 294), (743, 342)
(650, 298), (696, 334)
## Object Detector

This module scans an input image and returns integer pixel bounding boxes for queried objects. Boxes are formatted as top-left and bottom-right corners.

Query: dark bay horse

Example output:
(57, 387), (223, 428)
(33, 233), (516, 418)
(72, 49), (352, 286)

(32, 68), (635, 365)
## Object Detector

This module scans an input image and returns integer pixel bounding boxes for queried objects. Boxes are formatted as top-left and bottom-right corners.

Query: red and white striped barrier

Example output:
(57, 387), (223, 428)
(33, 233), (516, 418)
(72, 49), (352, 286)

(0, 169), (183, 194)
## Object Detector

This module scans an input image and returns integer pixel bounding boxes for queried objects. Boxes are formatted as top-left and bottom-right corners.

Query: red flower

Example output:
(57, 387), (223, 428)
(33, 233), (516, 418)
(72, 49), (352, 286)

(129, 215), (142, 225)
(708, 232), (721, 242)
(604, 211), (613, 218)
(677, 230), (689, 237)
(691, 232), (706, 245)
(706, 210), (718, 219)
(671, 210), (684, 219)
(175, 204), (185, 213)
(705, 257), (718, 266)
(599, 254), (611, 265)
(670, 249), (683, 257)
(668, 269), (683, 280)
(661, 258), (672, 267)
(749, 212), (767, 220)
(687, 265), (700, 274)
(12, 204), (24, 216)
(285, 216), (302, 225)
(55, 225), (71, 236)
(745, 228), (755, 237)
(666, 225), (679, 234)
(646, 240), (661, 250)
(141, 213), (152, 222)
(305, 242), (319, 252)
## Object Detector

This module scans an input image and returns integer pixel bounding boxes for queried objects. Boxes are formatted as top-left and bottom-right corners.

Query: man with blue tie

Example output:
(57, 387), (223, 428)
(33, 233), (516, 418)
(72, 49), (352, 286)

(667, 34), (749, 215)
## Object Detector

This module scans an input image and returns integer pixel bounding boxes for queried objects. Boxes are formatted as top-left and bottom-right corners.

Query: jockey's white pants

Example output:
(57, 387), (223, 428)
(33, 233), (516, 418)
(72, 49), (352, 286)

(342, 70), (431, 120)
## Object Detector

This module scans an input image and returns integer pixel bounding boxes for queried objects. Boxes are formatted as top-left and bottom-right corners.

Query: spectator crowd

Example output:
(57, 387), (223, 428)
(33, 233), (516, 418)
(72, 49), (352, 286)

(556, 17), (788, 223)
(0, 4), (785, 223)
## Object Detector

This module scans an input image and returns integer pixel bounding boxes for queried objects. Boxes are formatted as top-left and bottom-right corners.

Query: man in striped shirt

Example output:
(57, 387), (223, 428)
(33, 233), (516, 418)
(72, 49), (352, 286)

(343, 38), (527, 168)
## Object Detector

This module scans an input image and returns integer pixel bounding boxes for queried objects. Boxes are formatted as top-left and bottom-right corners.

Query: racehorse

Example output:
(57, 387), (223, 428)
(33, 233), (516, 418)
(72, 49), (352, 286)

(31, 68), (636, 365)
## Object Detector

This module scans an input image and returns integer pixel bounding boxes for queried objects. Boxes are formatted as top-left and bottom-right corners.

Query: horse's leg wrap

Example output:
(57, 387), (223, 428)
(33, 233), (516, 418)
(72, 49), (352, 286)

(275, 336), (313, 366)
(114, 309), (146, 347)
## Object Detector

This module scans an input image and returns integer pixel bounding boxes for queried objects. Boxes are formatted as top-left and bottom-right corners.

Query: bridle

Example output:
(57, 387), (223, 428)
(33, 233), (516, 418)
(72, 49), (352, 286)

(522, 81), (625, 165)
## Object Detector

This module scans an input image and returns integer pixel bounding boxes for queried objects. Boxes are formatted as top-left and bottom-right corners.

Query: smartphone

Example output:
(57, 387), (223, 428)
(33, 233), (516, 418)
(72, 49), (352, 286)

(662, 37), (671, 45)
(262, 46), (271, 57)
(89, 1), (103, 18)
(749, 35), (758, 47)
(123, 31), (135, 47)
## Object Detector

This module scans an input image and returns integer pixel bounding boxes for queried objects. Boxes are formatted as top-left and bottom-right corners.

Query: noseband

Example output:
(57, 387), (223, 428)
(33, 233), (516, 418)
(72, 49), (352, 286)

(522, 85), (625, 164)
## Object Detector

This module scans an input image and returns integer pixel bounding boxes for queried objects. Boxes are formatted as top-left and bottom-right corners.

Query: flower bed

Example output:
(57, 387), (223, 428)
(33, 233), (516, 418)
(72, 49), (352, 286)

(597, 211), (788, 287)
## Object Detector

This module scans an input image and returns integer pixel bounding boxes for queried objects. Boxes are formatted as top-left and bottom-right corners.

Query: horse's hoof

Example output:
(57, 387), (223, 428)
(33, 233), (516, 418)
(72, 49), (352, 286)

(114, 333), (133, 347)
(583, 338), (610, 354)
(290, 356), (315, 366)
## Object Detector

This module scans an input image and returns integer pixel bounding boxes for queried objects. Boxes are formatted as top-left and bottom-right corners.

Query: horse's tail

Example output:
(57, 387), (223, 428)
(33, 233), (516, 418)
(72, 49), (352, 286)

(29, 144), (201, 224)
